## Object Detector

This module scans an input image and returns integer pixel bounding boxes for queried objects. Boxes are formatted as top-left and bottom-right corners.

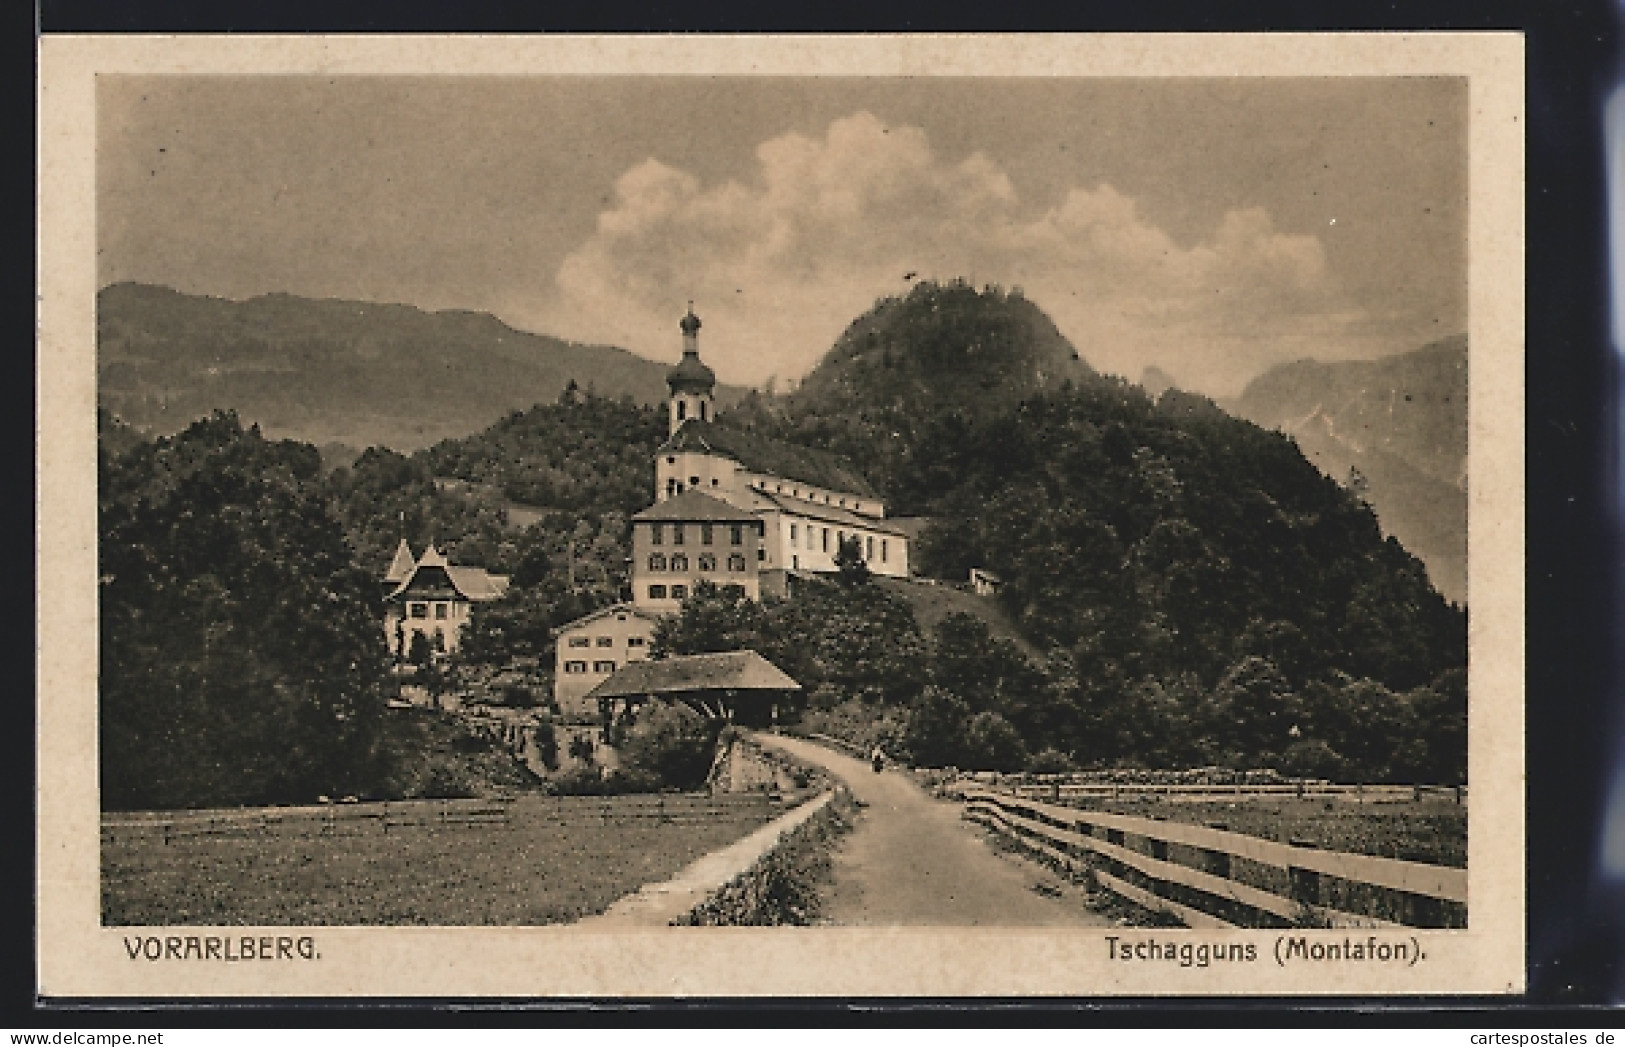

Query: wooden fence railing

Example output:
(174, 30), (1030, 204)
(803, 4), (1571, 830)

(992, 781), (1465, 805)
(101, 793), (786, 846)
(957, 788), (1467, 930)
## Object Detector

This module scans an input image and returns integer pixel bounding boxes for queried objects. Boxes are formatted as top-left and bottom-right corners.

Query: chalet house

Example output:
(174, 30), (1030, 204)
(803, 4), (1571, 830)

(383, 540), (510, 656)
(552, 602), (661, 719)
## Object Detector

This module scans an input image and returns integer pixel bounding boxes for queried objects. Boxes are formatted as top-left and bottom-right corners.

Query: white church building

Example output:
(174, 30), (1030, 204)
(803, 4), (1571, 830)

(551, 306), (911, 716)
(647, 306), (910, 592)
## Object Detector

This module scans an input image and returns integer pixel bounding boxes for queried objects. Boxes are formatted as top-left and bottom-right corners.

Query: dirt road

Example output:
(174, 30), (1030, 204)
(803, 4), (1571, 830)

(758, 734), (1111, 926)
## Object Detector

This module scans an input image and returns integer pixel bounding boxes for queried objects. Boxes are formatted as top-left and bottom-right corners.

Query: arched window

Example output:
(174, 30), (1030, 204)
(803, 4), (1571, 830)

(650, 523), (664, 545)
(700, 524), (714, 545)
(697, 553), (717, 572)
(670, 553), (689, 572)
(730, 524), (743, 545)
(647, 553), (667, 571)
(727, 554), (746, 572)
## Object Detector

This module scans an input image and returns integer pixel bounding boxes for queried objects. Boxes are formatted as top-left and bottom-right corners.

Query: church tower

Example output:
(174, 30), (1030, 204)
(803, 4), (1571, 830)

(666, 304), (716, 437)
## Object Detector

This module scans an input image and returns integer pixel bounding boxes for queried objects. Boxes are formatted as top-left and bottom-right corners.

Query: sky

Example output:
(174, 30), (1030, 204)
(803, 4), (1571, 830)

(98, 76), (1466, 397)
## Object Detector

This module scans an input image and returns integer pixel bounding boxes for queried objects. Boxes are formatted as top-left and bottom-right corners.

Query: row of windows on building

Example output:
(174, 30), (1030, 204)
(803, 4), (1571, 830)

(562, 660), (621, 674)
(649, 522), (749, 546)
(784, 522), (889, 563)
(566, 635), (647, 649)
(646, 552), (749, 573)
(646, 582), (746, 602)
(664, 477), (721, 497)
(407, 602), (454, 619)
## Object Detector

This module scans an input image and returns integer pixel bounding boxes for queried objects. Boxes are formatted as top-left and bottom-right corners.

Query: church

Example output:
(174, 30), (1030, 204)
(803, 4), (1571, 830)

(643, 306), (910, 596)
(551, 306), (911, 716)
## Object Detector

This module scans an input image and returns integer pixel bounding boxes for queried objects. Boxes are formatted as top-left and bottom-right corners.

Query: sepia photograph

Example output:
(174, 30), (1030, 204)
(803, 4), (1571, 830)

(37, 34), (1525, 997)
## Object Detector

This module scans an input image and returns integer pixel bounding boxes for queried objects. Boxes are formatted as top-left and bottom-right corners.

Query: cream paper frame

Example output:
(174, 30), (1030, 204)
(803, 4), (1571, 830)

(37, 32), (1525, 998)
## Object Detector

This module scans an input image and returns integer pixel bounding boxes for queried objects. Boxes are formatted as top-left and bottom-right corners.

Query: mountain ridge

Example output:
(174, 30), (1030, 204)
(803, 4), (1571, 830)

(97, 282), (747, 451)
(1230, 336), (1467, 604)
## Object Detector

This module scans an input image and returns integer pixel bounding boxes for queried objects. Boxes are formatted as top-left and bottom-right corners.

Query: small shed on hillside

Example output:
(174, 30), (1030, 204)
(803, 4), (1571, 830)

(969, 567), (1003, 596)
(584, 649), (802, 726)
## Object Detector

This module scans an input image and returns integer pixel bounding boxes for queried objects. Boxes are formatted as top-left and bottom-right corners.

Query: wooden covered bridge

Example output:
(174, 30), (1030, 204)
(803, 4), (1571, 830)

(584, 650), (801, 727)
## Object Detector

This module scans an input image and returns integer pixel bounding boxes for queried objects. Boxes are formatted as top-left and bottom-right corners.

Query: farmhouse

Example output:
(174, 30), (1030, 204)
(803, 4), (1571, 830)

(382, 539), (510, 656)
(552, 602), (661, 719)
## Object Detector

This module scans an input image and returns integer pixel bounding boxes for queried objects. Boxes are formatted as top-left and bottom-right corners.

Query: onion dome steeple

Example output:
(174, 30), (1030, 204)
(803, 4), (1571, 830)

(666, 303), (716, 436)
(667, 303), (716, 395)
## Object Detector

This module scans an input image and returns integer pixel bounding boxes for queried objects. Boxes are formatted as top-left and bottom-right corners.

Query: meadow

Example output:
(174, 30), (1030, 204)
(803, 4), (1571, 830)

(102, 793), (785, 926)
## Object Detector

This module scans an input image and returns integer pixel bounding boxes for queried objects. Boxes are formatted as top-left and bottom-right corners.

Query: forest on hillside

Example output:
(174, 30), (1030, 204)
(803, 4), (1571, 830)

(724, 282), (1467, 779)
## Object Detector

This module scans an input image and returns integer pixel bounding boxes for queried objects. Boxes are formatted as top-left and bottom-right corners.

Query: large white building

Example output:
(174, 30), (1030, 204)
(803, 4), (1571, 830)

(643, 306), (909, 599)
(554, 306), (909, 714)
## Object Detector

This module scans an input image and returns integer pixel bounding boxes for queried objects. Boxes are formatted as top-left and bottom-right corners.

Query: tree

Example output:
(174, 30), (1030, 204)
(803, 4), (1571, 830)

(652, 581), (766, 657)
(615, 704), (723, 791)
(99, 412), (393, 810)
(961, 711), (1029, 771)
(900, 686), (973, 768)
(1208, 656), (1299, 766)
(834, 534), (871, 586)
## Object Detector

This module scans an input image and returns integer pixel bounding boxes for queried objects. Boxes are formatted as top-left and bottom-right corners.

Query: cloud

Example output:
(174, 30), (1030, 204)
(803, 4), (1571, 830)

(541, 111), (1372, 396)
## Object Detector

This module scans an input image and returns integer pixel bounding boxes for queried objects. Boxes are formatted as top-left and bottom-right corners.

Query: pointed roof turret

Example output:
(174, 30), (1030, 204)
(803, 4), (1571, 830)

(417, 543), (449, 569)
(385, 538), (416, 584)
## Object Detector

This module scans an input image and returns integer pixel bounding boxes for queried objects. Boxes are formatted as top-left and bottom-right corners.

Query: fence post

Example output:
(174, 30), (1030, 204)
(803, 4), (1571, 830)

(1288, 837), (1321, 907)
(1203, 823), (1232, 880)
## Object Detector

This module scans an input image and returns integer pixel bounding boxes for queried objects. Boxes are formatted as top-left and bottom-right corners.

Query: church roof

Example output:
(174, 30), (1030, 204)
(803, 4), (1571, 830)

(758, 491), (909, 536)
(658, 419), (879, 499)
(632, 488), (762, 523)
(585, 650), (802, 700)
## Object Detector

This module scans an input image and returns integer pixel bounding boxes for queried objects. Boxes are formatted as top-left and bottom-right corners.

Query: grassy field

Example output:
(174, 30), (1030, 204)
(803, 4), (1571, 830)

(102, 794), (785, 926)
(1065, 794), (1468, 868)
